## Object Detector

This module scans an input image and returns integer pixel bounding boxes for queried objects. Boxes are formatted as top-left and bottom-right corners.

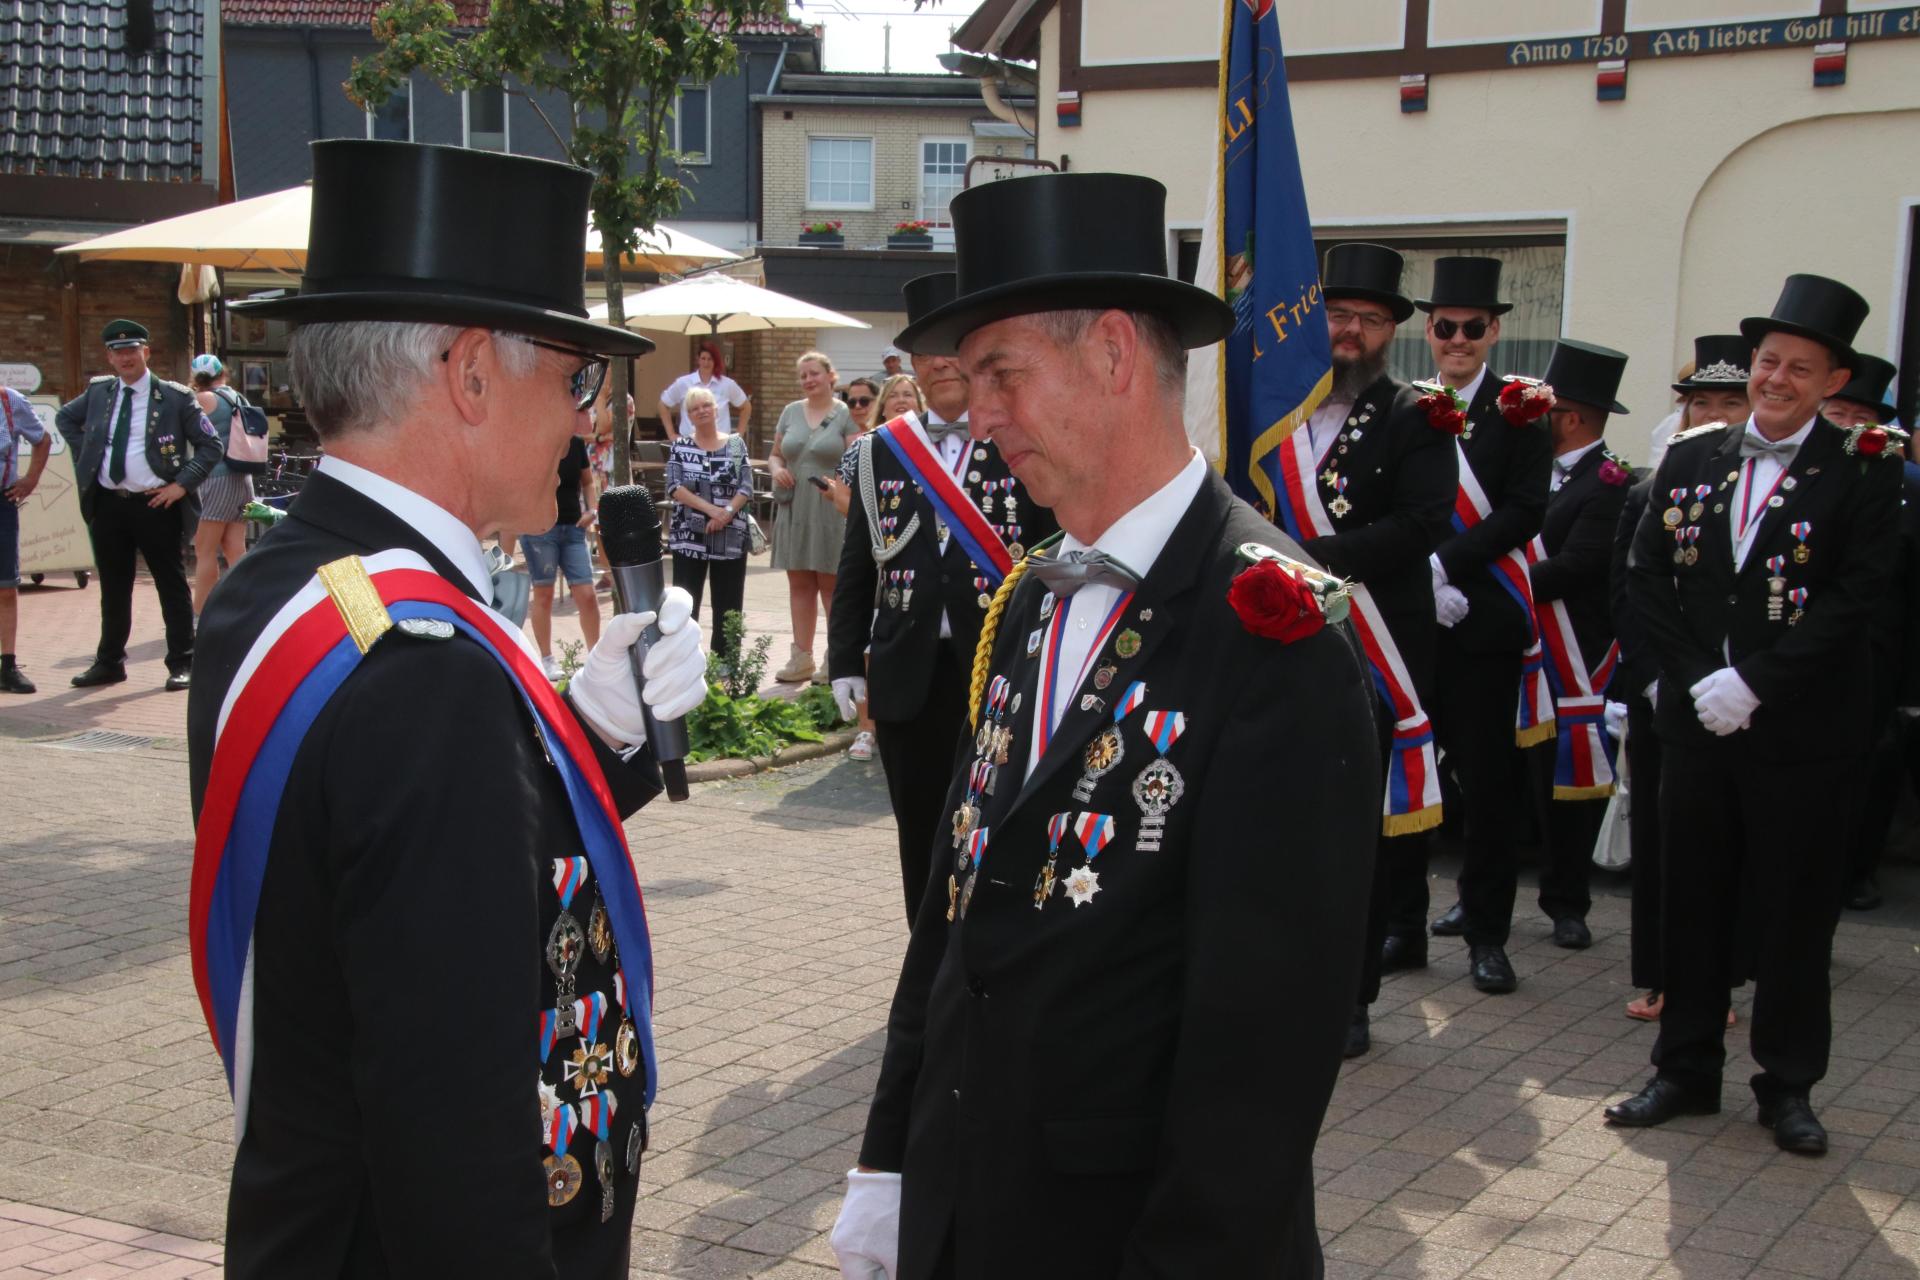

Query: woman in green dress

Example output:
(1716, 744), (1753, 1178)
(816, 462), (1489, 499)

(767, 350), (860, 683)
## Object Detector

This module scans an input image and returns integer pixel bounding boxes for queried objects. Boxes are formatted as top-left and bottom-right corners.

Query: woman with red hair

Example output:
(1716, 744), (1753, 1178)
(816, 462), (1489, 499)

(659, 339), (751, 440)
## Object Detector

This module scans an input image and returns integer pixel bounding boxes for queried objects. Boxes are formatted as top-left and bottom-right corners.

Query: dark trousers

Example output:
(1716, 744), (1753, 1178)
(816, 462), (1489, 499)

(1536, 784), (1602, 924)
(874, 646), (969, 923)
(671, 552), (748, 654)
(1848, 703), (1903, 886)
(1625, 693), (1664, 991)
(87, 490), (193, 671)
(1652, 747), (1854, 1102)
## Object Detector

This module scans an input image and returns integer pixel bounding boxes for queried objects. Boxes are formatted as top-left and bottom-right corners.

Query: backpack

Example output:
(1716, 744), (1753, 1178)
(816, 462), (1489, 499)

(214, 386), (270, 474)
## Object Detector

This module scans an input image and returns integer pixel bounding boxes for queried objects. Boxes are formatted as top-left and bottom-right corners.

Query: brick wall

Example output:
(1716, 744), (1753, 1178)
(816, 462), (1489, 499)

(0, 247), (191, 401)
(761, 103), (982, 249)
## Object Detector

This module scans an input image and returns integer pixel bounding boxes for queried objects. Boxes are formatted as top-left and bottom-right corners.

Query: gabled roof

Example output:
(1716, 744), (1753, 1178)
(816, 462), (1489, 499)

(0, 0), (207, 181)
(220, 0), (816, 34)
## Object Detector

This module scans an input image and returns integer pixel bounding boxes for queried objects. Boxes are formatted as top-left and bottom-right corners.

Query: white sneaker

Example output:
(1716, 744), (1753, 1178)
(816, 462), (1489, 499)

(848, 730), (876, 761)
(773, 644), (816, 684)
(541, 654), (561, 680)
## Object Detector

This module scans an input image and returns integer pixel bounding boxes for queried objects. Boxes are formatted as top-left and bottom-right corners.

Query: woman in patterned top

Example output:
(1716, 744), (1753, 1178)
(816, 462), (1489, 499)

(665, 386), (752, 654)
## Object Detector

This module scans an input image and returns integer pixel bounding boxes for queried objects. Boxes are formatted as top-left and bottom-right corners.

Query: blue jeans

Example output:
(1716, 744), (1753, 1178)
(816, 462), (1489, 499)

(522, 523), (594, 587)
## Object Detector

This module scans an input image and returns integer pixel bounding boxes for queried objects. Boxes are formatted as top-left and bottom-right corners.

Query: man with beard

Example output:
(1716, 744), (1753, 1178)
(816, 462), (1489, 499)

(830, 274), (1057, 921)
(1385, 257), (1552, 995)
(1297, 244), (1456, 1055)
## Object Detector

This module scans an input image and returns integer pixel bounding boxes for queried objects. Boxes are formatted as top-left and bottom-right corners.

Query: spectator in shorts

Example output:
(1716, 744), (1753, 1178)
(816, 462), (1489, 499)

(1, 382), (51, 693)
(521, 430), (601, 679)
(189, 355), (255, 615)
(665, 386), (752, 652)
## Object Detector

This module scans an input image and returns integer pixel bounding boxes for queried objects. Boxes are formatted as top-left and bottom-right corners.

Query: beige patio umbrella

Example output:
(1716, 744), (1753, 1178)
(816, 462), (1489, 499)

(590, 274), (870, 335)
(585, 224), (740, 273)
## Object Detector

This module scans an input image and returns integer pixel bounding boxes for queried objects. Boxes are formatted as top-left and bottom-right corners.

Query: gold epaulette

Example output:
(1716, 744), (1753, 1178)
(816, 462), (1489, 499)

(1667, 421), (1731, 445)
(316, 555), (394, 655)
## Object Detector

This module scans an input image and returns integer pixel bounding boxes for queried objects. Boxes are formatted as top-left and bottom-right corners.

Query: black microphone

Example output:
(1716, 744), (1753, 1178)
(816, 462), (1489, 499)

(596, 485), (691, 801)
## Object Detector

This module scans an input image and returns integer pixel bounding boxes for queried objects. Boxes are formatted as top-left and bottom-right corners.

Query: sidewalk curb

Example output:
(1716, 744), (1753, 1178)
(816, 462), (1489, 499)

(686, 727), (858, 783)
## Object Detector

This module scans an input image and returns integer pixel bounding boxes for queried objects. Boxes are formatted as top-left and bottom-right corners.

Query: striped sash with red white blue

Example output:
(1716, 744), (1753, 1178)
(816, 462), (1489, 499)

(874, 414), (1013, 584)
(1524, 536), (1621, 799)
(1451, 445), (1556, 748)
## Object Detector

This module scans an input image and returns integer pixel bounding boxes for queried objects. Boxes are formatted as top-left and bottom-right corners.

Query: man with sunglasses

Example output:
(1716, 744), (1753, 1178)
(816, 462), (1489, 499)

(1386, 256), (1552, 995)
(186, 141), (710, 1277)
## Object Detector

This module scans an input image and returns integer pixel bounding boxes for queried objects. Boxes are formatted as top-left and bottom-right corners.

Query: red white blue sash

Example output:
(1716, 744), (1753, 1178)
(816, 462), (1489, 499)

(188, 550), (657, 1135)
(1524, 536), (1620, 799)
(1450, 444), (1556, 748)
(1274, 427), (1441, 835)
(874, 413), (1013, 584)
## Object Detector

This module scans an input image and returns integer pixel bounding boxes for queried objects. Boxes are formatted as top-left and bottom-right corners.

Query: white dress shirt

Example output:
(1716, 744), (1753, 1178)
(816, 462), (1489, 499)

(317, 455), (496, 604)
(1451, 364), (1489, 412)
(1025, 448), (1208, 782)
(1550, 439), (1605, 492)
(1730, 415), (1814, 570)
(99, 373), (164, 491)
(662, 372), (747, 438)
(1305, 395), (1355, 464)
(930, 410), (969, 640)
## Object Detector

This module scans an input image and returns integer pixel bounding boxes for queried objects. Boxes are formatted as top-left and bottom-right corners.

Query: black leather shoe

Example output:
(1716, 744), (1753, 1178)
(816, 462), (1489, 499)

(1469, 945), (1517, 994)
(70, 662), (127, 688)
(0, 666), (35, 694)
(1847, 877), (1883, 911)
(1759, 1095), (1828, 1155)
(1430, 902), (1467, 936)
(1343, 1004), (1370, 1058)
(1604, 1077), (1720, 1127)
(1552, 917), (1592, 949)
(1381, 934), (1427, 972)
(164, 668), (191, 692)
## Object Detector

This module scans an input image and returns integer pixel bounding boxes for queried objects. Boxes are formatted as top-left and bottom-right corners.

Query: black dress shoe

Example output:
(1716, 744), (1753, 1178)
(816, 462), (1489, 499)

(70, 662), (127, 688)
(1759, 1095), (1828, 1155)
(1469, 944), (1517, 993)
(1847, 877), (1883, 911)
(1552, 917), (1592, 949)
(0, 666), (35, 694)
(1343, 1004), (1370, 1058)
(164, 668), (191, 692)
(1604, 1077), (1720, 1127)
(1381, 934), (1427, 972)
(1430, 902), (1467, 936)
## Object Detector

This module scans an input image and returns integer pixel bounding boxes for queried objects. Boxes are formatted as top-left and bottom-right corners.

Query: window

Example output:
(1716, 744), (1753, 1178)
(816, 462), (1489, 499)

(807, 137), (873, 209)
(464, 87), (509, 153)
(674, 85), (710, 164)
(920, 138), (970, 227)
(365, 78), (411, 141)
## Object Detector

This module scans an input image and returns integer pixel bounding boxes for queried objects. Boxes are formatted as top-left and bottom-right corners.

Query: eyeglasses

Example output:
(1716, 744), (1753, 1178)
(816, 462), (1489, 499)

(847, 395), (875, 408)
(1326, 307), (1394, 335)
(440, 335), (610, 410)
(1431, 317), (1491, 341)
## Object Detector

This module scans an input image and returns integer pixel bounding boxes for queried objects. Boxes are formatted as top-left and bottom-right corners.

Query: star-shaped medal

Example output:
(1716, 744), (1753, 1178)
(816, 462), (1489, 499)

(565, 1040), (612, 1095)
(1328, 496), (1353, 519)
(1063, 865), (1102, 907)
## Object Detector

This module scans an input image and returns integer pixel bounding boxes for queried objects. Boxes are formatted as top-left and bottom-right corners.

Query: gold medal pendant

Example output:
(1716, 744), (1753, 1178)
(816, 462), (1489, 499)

(614, 1018), (641, 1078)
(587, 897), (613, 966)
(546, 1153), (583, 1206)
(1794, 545), (1810, 564)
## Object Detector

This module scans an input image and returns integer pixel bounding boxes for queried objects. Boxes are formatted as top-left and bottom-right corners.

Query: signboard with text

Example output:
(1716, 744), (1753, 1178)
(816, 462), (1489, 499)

(15, 399), (93, 578)
(1506, 7), (1920, 67)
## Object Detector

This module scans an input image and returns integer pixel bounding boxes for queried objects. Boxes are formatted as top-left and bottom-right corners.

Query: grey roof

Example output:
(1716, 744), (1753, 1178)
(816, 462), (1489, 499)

(1, 0), (208, 181)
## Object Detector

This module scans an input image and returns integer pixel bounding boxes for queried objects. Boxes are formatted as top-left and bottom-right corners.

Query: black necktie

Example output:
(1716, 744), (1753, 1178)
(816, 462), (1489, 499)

(108, 386), (133, 485)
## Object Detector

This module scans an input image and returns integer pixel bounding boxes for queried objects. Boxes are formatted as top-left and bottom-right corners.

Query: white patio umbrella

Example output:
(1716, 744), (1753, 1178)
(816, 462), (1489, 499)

(590, 274), (870, 336)
(585, 224), (739, 273)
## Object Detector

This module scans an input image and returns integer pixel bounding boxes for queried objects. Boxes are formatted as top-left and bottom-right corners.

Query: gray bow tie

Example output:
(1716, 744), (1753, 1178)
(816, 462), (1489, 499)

(486, 546), (531, 626)
(925, 418), (968, 443)
(1739, 432), (1798, 461)
(1028, 548), (1142, 598)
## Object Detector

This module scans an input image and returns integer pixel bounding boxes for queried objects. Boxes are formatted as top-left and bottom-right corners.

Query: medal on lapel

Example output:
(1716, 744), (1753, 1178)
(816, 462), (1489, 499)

(577, 1091), (619, 1222)
(1663, 488), (1686, 529)
(1130, 711), (1187, 853)
(544, 1100), (582, 1206)
(547, 857), (589, 1036)
(1115, 630), (1142, 660)
(958, 826), (989, 919)
(1790, 521), (1812, 564)
(1035, 812), (1072, 908)
(1766, 555), (1788, 622)
(1788, 586), (1809, 626)
(1327, 476), (1352, 520)
(1690, 485), (1711, 523)
(1063, 813), (1114, 907)
(1073, 728), (1123, 804)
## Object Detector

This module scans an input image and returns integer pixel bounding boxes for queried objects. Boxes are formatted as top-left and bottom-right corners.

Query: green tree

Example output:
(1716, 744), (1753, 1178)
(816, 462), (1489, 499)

(346, 0), (788, 485)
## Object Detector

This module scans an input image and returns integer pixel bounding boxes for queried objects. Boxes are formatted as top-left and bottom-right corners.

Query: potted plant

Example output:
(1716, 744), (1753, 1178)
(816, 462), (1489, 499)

(887, 219), (935, 250)
(799, 219), (844, 247)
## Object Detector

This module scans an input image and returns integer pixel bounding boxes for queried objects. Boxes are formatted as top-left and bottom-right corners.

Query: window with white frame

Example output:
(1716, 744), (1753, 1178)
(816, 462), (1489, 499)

(464, 87), (509, 153)
(366, 78), (412, 141)
(674, 85), (710, 164)
(807, 137), (874, 209)
(920, 137), (970, 227)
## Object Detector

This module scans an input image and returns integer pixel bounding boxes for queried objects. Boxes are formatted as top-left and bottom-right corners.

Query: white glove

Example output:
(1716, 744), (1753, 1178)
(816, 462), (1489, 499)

(1689, 667), (1759, 737)
(830, 1168), (901, 1280)
(1435, 584), (1470, 627)
(832, 675), (867, 724)
(568, 586), (708, 748)
(1604, 700), (1629, 741)
(1644, 678), (1659, 709)
(1429, 553), (1449, 590)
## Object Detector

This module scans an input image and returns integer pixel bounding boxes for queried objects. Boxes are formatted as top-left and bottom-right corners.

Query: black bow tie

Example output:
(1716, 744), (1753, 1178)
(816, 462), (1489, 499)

(1027, 549), (1143, 598)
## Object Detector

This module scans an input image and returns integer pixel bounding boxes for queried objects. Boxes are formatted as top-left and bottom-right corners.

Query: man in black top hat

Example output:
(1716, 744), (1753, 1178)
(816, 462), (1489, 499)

(186, 141), (709, 1276)
(55, 318), (225, 691)
(1522, 341), (1632, 950)
(829, 274), (1057, 922)
(1304, 243), (1456, 1055)
(1393, 257), (1552, 996)
(1822, 354), (1900, 429)
(1610, 274), (1899, 1156)
(830, 172), (1379, 1280)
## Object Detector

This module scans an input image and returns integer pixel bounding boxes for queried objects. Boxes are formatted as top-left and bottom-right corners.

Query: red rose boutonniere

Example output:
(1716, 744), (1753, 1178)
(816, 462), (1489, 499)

(1858, 426), (1889, 456)
(1498, 377), (1557, 426)
(1413, 381), (1468, 435)
(1228, 558), (1326, 643)
(1598, 458), (1630, 487)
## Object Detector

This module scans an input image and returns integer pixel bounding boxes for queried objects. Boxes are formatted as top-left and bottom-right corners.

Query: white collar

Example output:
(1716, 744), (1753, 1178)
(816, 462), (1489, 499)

(316, 456), (494, 602)
(1742, 414), (1817, 452)
(118, 371), (151, 399)
(1454, 364), (1489, 407)
(1555, 439), (1605, 471)
(1059, 449), (1208, 576)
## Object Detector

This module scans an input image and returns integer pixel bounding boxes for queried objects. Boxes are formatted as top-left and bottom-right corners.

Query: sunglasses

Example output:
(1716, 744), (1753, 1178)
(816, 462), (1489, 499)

(847, 395), (875, 408)
(1431, 317), (1491, 341)
(440, 336), (610, 411)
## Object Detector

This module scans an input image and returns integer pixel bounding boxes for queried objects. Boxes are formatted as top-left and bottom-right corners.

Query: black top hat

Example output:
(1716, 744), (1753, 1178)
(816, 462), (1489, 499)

(1416, 257), (1512, 316)
(1672, 334), (1752, 393)
(895, 173), (1235, 356)
(896, 273), (956, 350)
(231, 141), (653, 358)
(1525, 339), (1629, 415)
(1739, 274), (1867, 375)
(1828, 354), (1898, 421)
(1321, 243), (1413, 323)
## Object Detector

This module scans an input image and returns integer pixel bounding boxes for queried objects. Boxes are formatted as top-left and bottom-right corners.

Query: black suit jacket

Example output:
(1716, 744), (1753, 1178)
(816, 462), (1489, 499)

(1533, 444), (1630, 671)
(56, 374), (224, 519)
(858, 472), (1380, 1279)
(1431, 371), (1552, 652)
(1299, 373), (1457, 695)
(828, 428), (1057, 721)
(1610, 474), (1658, 700)
(186, 473), (660, 1279)
(1627, 420), (1902, 761)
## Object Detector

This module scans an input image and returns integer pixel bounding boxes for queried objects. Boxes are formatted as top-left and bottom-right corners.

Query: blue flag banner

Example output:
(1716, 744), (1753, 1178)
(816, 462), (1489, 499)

(1216, 0), (1330, 516)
